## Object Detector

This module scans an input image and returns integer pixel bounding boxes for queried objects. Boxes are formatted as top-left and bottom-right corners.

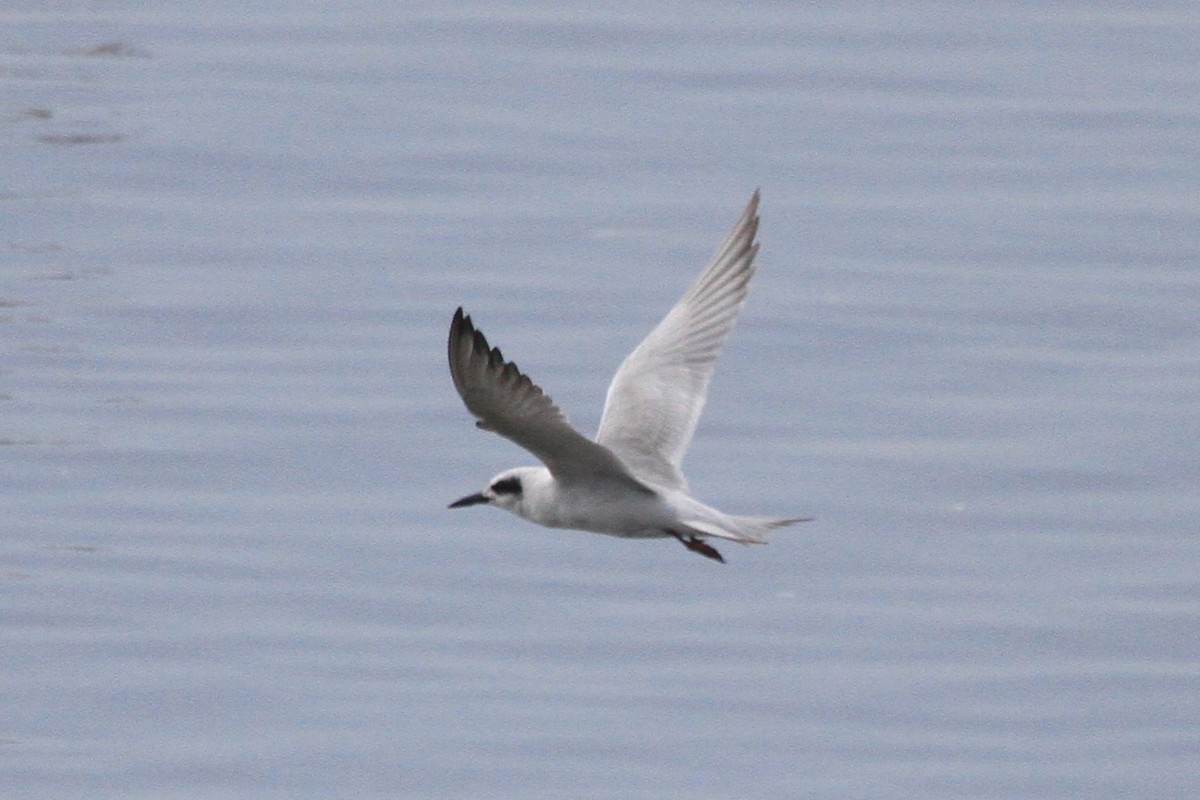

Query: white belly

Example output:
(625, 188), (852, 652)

(523, 481), (675, 539)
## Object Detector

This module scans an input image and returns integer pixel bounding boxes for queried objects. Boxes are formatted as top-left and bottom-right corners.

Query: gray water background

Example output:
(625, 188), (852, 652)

(4, 3), (1199, 798)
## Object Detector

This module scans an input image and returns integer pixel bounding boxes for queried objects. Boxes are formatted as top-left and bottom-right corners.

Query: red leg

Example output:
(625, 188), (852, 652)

(668, 531), (725, 563)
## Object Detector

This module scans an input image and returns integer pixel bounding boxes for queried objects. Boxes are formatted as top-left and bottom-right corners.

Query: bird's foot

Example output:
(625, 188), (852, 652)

(669, 532), (725, 563)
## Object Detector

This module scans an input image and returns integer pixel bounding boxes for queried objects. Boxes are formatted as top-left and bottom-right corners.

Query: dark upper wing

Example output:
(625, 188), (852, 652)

(448, 308), (652, 492)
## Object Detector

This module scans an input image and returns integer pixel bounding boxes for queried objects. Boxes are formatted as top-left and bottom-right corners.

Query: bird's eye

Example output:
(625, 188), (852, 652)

(491, 477), (522, 496)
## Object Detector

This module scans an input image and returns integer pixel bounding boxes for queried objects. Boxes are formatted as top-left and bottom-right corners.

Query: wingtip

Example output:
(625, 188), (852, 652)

(739, 190), (761, 236)
(451, 307), (481, 349)
(452, 306), (470, 334)
(449, 306), (478, 387)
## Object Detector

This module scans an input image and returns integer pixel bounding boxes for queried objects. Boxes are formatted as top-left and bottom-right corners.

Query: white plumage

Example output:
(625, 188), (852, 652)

(448, 191), (809, 563)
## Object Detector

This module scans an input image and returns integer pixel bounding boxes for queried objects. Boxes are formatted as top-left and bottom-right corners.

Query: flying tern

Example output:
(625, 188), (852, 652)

(448, 190), (809, 562)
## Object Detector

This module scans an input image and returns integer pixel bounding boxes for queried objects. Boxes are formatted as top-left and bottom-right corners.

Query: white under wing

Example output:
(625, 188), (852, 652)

(595, 190), (762, 491)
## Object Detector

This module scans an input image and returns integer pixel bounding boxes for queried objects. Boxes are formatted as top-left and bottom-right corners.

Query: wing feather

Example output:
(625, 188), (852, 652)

(595, 191), (763, 491)
(448, 308), (652, 492)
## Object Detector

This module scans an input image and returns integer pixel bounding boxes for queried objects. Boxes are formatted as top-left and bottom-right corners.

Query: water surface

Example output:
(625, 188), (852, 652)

(3, 3), (1198, 798)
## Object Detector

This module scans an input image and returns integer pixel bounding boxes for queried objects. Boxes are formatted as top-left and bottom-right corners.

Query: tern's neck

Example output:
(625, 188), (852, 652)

(501, 467), (564, 527)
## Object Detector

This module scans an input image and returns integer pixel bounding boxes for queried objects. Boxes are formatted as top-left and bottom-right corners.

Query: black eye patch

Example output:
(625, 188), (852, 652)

(490, 477), (522, 496)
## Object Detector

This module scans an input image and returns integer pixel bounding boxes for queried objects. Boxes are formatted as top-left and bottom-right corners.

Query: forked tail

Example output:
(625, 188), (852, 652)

(682, 514), (813, 545)
(668, 515), (810, 563)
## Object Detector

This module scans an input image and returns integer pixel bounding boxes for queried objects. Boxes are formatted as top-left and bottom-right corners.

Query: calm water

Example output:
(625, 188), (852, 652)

(4, 3), (1199, 798)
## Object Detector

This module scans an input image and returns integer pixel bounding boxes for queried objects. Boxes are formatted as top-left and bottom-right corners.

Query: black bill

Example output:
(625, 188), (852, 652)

(448, 492), (488, 508)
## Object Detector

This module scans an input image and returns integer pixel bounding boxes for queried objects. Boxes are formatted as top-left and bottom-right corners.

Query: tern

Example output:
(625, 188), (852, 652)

(448, 190), (809, 563)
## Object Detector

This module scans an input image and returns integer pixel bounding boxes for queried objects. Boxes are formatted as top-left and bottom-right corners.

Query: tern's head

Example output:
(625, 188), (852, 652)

(449, 467), (536, 514)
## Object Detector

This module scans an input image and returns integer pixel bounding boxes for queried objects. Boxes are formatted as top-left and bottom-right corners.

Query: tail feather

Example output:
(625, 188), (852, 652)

(682, 514), (812, 545)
